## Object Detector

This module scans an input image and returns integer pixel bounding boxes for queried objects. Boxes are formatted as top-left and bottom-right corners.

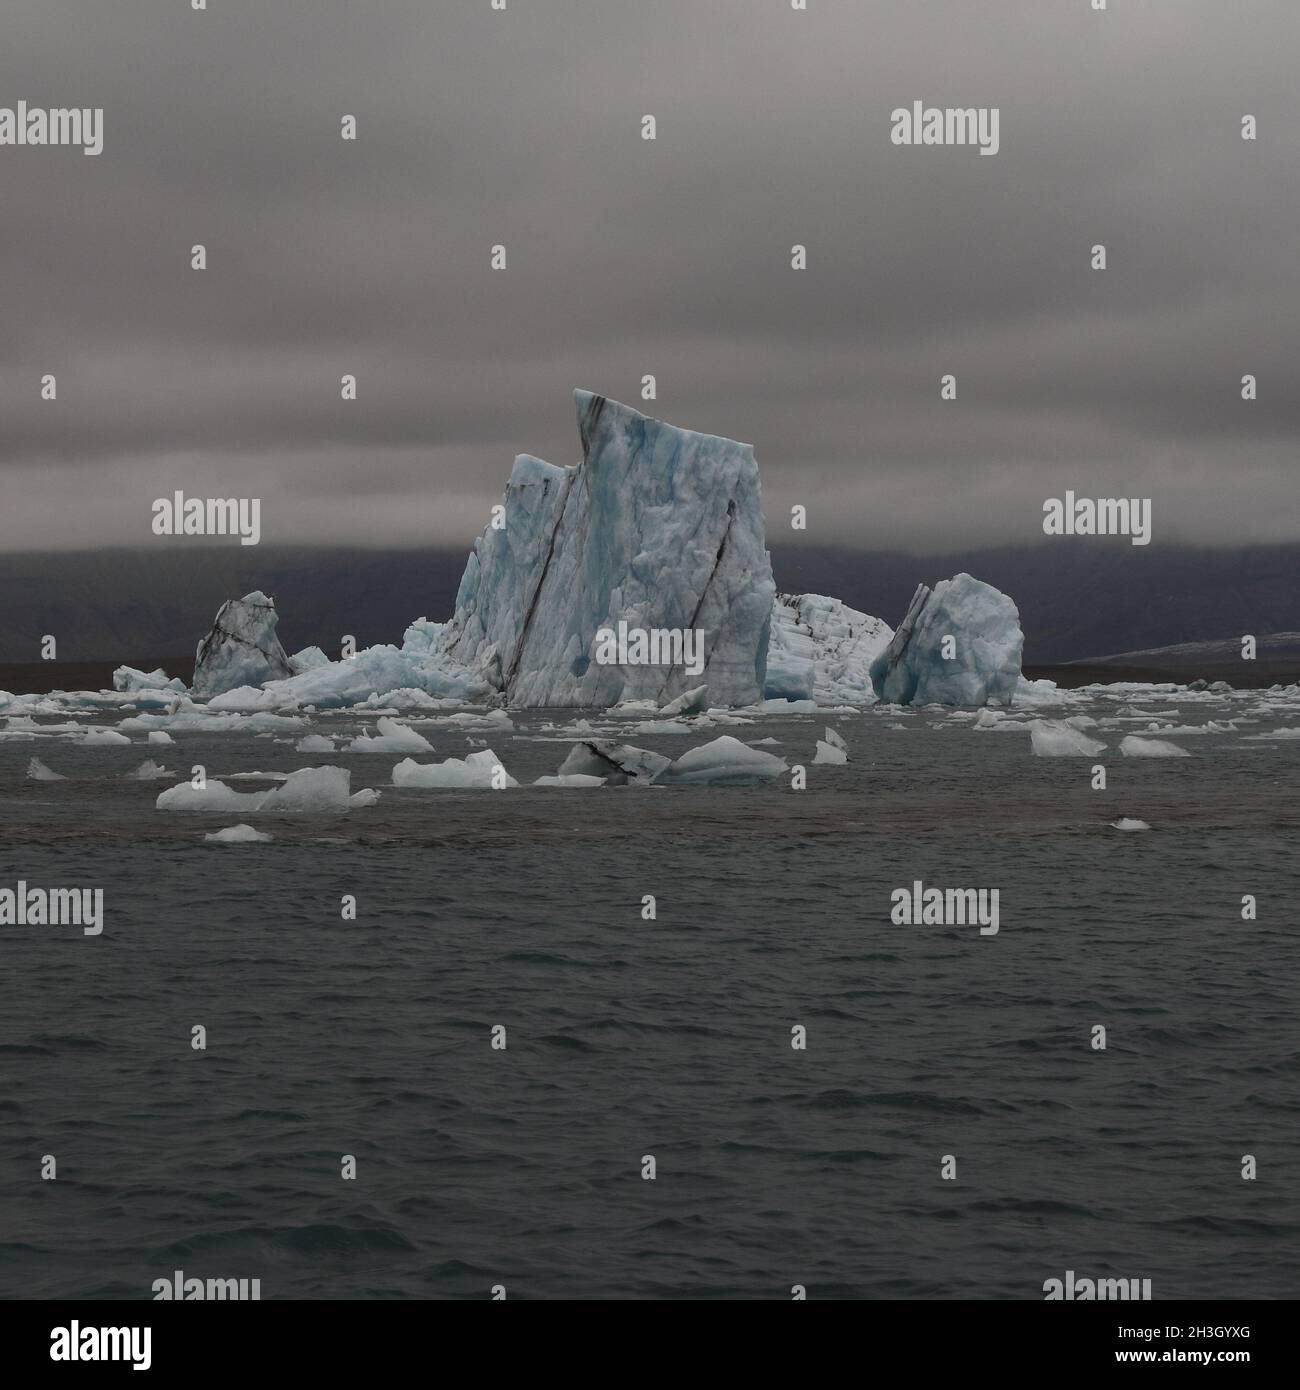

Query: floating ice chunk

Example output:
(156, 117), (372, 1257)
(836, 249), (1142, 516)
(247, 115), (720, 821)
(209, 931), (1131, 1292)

(349, 787), (381, 807)
(113, 665), (187, 694)
(205, 823), (272, 843)
(26, 757), (66, 781)
(443, 392), (776, 708)
(756, 697), (819, 715)
(660, 734), (787, 785)
(345, 718), (434, 753)
(765, 593), (892, 705)
(1110, 818), (1151, 832)
(207, 685), (275, 712)
(246, 712), (304, 732)
(392, 749), (518, 789)
(1119, 735), (1191, 758)
(870, 574), (1023, 708)
(147, 730), (174, 745)
(532, 773), (606, 788)
(125, 760), (171, 780)
(82, 728), (132, 746)
(627, 719), (698, 735)
(813, 740), (847, 764)
(157, 766), (351, 812)
(156, 779), (263, 813)
(296, 734), (336, 752)
(659, 685), (710, 717)
(823, 726), (848, 751)
(1029, 721), (1107, 757)
(192, 591), (293, 698)
(973, 709), (1003, 729)
(557, 740), (671, 785)
(258, 766), (352, 812)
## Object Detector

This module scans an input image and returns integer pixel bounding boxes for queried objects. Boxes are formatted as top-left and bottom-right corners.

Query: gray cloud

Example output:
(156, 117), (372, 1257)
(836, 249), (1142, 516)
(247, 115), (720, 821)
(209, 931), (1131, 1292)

(1, 0), (1296, 553)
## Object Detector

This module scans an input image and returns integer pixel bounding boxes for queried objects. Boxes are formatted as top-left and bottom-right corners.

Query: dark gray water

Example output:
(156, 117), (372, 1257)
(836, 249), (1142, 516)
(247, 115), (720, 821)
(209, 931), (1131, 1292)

(2, 698), (1298, 1299)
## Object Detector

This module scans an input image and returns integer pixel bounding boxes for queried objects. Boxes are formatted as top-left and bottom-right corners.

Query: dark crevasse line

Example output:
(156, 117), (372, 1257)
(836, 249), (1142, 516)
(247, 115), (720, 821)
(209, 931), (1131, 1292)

(656, 497), (738, 700)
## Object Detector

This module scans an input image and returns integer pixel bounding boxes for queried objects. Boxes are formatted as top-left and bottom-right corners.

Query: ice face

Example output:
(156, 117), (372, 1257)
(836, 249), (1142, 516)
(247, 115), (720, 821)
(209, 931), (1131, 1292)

(870, 574), (1023, 708)
(443, 392), (776, 708)
(766, 593), (893, 705)
(192, 591), (293, 698)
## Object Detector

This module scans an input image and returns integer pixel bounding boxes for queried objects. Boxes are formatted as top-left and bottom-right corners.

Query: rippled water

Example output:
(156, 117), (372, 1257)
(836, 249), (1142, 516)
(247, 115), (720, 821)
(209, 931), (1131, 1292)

(2, 698), (1298, 1299)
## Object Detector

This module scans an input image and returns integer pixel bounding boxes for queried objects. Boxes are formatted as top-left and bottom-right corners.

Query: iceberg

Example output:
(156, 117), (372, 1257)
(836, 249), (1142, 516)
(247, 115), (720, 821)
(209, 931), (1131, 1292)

(192, 591), (293, 698)
(344, 718), (433, 753)
(870, 574), (1023, 708)
(391, 749), (517, 789)
(26, 757), (66, 781)
(765, 593), (892, 705)
(442, 391), (776, 707)
(113, 665), (187, 694)
(156, 765), (353, 813)
(659, 734), (788, 786)
(205, 823), (272, 843)
(1119, 735), (1190, 758)
(556, 740), (671, 785)
(1029, 721), (1107, 757)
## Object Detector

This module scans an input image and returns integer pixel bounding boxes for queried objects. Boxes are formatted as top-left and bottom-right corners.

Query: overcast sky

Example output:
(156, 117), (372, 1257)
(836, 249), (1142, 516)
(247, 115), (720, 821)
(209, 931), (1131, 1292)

(1, 0), (1296, 554)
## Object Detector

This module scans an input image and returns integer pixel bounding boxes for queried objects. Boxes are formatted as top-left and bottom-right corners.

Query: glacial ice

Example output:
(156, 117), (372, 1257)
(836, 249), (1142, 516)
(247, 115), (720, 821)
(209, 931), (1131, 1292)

(870, 574), (1023, 708)
(659, 735), (787, 785)
(1029, 721), (1107, 757)
(813, 740), (847, 764)
(204, 823), (272, 844)
(26, 757), (65, 781)
(1119, 735), (1190, 758)
(766, 593), (892, 705)
(125, 760), (171, 780)
(344, 718), (433, 753)
(113, 665), (187, 694)
(532, 773), (606, 788)
(391, 749), (518, 789)
(156, 765), (353, 813)
(557, 741), (671, 785)
(192, 591), (293, 698)
(442, 392), (776, 708)
(1111, 818), (1151, 832)
(82, 728), (132, 746)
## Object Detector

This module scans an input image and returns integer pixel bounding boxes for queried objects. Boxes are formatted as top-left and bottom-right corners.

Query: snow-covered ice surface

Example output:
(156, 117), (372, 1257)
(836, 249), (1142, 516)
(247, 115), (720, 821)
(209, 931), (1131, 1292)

(192, 591), (294, 698)
(871, 574), (1023, 708)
